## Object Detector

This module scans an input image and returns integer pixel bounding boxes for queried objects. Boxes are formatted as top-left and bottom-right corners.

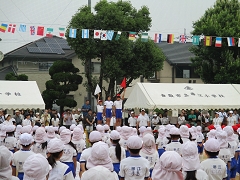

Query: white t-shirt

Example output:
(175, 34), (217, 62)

(31, 143), (47, 158)
(165, 141), (182, 155)
(109, 145), (126, 163)
(137, 114), (149, 127)
(227, 116), (236, 126)
(119, 156), (150, 180)
(151, 118), (159, 126)
(12, 150), (35, 173)
(200, 158), (227, 180)
(22, 119), (31, 126)
(128, 117), (137, 127)
(228, 140), (237, 157)
(182, 138), (190, 144)
(139, 151), (159, 169)
(183, 169), (209, 180)
(51, 118), (60, 127)
(104, 101), (113, 109)
(113, 100), (123, 109)
(3, 119), (14, 125)
(212, 118), (222, 126)
(110, 117), (116, 126)
(97, 105), (104, 113)
(48, 161), (74, 180)
(60, 144), (77, 162)
(160, 117), (169, 125)
(156, 138), (166, 149)
(178, 116), (185, 125)
(71, 139), (86, 153)
(5, 136), (17, 150)
(79, 147), (92, 163)
(218, 148), (232, 164)
(196, 133), (204, 143)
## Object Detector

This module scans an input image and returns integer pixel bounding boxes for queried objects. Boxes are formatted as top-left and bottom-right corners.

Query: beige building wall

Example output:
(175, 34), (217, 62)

(158, 61), (173, 83)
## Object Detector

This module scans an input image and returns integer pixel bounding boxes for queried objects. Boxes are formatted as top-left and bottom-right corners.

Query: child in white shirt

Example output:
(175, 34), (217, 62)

(5, 125), (17, 153)
(165, 127), (183, 156)
(128, 111), (137, 128)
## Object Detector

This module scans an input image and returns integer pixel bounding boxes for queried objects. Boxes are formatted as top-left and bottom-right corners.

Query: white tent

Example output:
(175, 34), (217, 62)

(124, 83), (240, 110)
(0, 81), (45, 109)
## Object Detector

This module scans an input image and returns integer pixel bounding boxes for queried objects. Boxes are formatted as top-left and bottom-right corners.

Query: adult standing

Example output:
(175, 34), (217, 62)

(0, 109), (5, 124)
(63, 110), (73, 129)
(103, 96), (114, 126)
(113, 88), (126, 127)
(85, 109), (94, 133)
(212, 112), (222, 126)
(188, 110), (196, 126)
(14, 110), (23, 126)
(137, 109), (150, 129)
(82, 100), (91, 118)
(227, 110), (236, 126)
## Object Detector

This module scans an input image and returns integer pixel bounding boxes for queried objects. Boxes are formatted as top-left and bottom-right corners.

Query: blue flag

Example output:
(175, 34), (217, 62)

(69, 28), (77, 38)
(107, 30), (114, 40)
(82, 29), (89, 38)
(19, 24), (26, 32)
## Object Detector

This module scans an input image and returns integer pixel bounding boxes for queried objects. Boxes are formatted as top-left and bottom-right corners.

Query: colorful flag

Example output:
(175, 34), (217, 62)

(7, 24), (16, 33)
(141, 32), (148, 42)
(0, 23), (8, 33)
(154, 33), (161, 43)
(115, 31), (121, 40)
(238, 38), (240, 47)
(94, 84), (101, 95)
(215, 37), (222, 47)
(192, 36), (200, 45)
(37, 26), (44, 36)
(46, 27), (53, 38)
(82, 29), (89, 38)
(167, 34), (174, 44)
(179, 35), (186, 43)
(30, 26), (35, 35)
(227, 37), (235, 46)
(19, 24), (26, 32)
(94, 30), (101, 39)
(69, 28), (77, 38)
(204, 36), (212, 46)
(101, 31), (107, 40)
(107, 30), (114, 40)
(129, 32), (136, 41)
(120, 77), (127, 88)
(59, 27), (65, 37)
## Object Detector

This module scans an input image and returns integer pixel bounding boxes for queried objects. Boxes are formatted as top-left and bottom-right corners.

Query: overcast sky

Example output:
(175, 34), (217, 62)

(0, 0), (216, 54)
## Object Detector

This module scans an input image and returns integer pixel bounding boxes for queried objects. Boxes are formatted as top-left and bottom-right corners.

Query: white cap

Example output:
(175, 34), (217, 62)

(127, 136), (142, 149)
(169, 127), (180, 135)
(0, 146), (12, 179)
(19, 133), (33, 146)
(81, 166), (118, 180)
(153, 114), (157, 117)
(141, 108), (145, 111)
(89, 131), (102, 143)
(5, 125), (15, 133)
(4, 114), (10, 119)
(110, 130), (120, 140)
(47, 138), (64, 153)
(130, 111), (135, 114)
(179, 125), (189, 138)
(204, 138), (220, 152)
(229, 110), (233, 114)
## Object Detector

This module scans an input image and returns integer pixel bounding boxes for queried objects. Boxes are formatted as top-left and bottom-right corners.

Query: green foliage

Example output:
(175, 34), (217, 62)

(42, 60), (83, 110)
(66, 0), (164, 98)
(190, 0), (240, 83)
(5, 73), (28, 81)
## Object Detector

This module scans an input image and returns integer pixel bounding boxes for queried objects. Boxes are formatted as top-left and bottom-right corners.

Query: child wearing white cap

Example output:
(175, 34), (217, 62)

(119, 136), (150, 180)
(71, 127), (86, 162)
(46, 126), (56, 141)
(182, 141), (208, 180)
(31, 127), (48, 158)
(0, 124), (7, 146)
(109, 130), (126, 175)
(12, 133), (35, 180)
(4, 125), (17, 153)
(119, 126), (132, 157)
(155, 126), (166, 157)
(196, 126), (205, 161)
(103, 124), (110, 143)
(47, 138), (74, 180)
(128, 111), (137, 128)
(179, 125), (190, 144)
(165, 127), (183, 155)
(200, 138), (227, 180)
(140, 133), (159, 177)
(227, 111), (236, 126)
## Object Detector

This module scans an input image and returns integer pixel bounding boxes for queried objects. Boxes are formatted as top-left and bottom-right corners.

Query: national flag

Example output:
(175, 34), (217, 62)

(167, 34), (174, 44)
(7, 24), (16, 33)
(129, 32), (136, 41)
(154, 33), (161, 43)
(204, 36), (212, 46)
(19, 24), (26, 32)
(82, 29), (89, 39)
(192, 36), (200, 45)
(0, 23), (8, 33)
(37, 26), (44, 36)
(46, 27), (53, 38)
(94, 84), (101, 95)
(227, 37), (235, 46)
(115, 31), (121, 40)
(179, 35), (186, 43)
(141, 32), (148, 42)
(59, 27), (65, 37)
(107, 30), (114, 40)
(69, 28), (77, 38)
(101, 31), (107, 40)
(120, 77), (127, 88)
(215, 37), (222, 47)
(30, 26), (35, 35)
(94, 30), (101, 39)
(238, 38), (240, 47)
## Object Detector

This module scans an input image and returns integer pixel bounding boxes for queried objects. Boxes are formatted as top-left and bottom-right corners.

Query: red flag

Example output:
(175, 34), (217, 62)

(8, 24), (16, 33)
(37, 26), (44, 36)
(120, 77), (126, 88)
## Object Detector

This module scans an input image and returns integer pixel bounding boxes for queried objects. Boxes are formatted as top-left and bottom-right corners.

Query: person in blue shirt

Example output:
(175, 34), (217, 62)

(82, 100), (91, 118)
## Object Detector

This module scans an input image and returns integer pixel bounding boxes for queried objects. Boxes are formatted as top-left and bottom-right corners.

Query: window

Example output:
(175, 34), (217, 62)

(39, 62), (53, 71)
(176, 66), (200, 78)
(92, 62), (101, 73)
(149, 72), (156, 79)
(183, 70), (190, 78)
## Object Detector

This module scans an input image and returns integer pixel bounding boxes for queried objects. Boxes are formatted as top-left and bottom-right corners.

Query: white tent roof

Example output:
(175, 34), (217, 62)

(125, 83), (240, 110)
(0, 81), (45, 109)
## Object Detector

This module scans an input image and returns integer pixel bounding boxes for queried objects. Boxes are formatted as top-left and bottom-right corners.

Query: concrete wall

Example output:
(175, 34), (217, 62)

(158, 61), (173, 83)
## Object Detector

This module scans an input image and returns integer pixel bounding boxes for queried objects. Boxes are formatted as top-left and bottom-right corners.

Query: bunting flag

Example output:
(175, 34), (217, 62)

(238, 38), (240, 47)
(179, 35), (186, 43)
(107, 30), (114, 40)
(154, 33), (161, 43)
(215, 37), (222, 47)
(30, 26), (35, 35)
(46, 28), (53, 38)
(19, 24), (26, 32)
(101, 30), (107, 40)
(227, 37), (235, 46)
(141, 32), (148, 42)
(129, 32), (136, 41)
(37, 26), (44, 36)
(167, 34), (174, 44)
(204, 36), (212, 46)
(0, 23), (8, 33)
(94, 84), (101, 95)
(7, 24), (16, 33)
(120, 77), (127, 88)
(59, 27), (65, 37)
(82, 29), (89, 39)
(69, 28), (77, 38)
(94, 30), (101, 39)
(115, 31), (121, 40)
(192, 36), (200, 45)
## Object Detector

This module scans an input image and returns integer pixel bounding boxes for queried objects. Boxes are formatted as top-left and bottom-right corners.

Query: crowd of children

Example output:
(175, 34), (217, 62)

(1, 122), (240, 180)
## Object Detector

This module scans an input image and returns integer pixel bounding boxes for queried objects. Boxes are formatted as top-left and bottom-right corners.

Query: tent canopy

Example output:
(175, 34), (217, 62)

(0, 81), (45, 109)
(125, 83), (240, 110)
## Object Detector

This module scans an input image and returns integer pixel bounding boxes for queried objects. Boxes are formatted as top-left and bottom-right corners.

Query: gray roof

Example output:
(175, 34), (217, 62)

(157, 42), (195, 65)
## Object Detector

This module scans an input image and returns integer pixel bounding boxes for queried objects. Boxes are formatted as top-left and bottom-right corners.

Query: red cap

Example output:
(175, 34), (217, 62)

(186, 124), (191, 128)
(208, 125), (215, 130)
(116, 94), (121, 97)
(98, 100), (102, 102)
(232, 125), (238, 132)
(221, 125), (226, 129)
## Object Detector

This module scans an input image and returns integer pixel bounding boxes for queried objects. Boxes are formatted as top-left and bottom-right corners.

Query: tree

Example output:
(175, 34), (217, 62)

(190, 0), (240, 84)
(5, 73), (28, 81)
(66, 0), (165, 98)
(42, 60), (83, 113)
